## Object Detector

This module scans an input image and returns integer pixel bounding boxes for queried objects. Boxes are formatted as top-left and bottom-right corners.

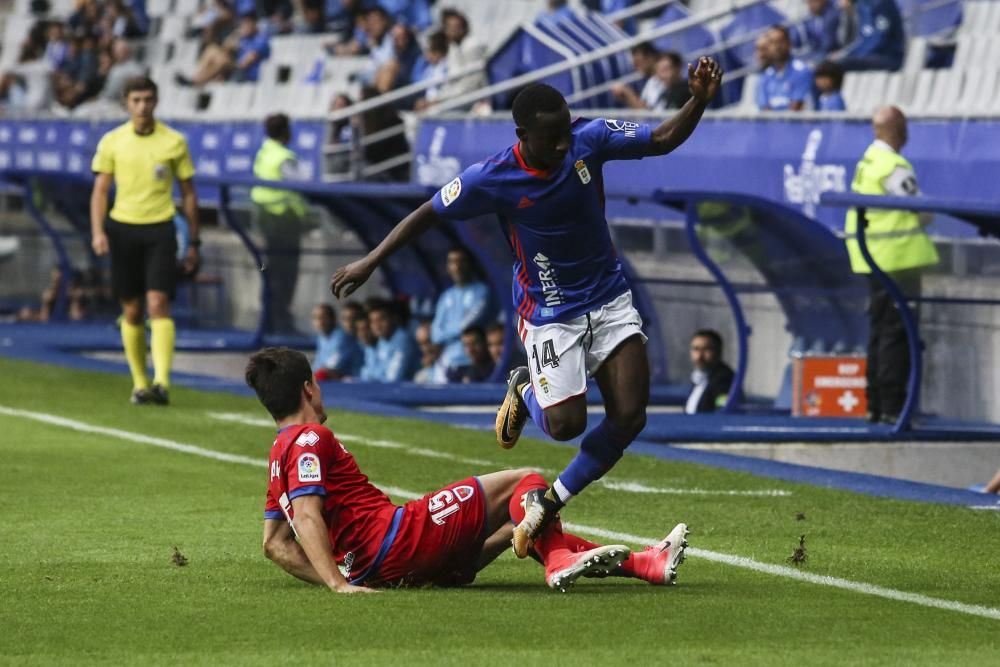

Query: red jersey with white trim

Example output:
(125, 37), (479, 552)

(264, 423), (397, 579)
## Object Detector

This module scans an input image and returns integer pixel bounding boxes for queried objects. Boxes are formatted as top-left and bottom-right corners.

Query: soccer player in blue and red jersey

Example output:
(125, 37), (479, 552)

(331, 56), (722, 559)
(251, 347), (688, 592)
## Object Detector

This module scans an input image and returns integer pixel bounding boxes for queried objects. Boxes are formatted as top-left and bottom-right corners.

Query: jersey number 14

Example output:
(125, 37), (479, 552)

(531, 339), (560, 374)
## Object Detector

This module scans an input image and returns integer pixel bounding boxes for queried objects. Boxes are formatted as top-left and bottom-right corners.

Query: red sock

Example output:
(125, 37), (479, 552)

(563, 533), (640, 578)
(509, 473), (570, 562)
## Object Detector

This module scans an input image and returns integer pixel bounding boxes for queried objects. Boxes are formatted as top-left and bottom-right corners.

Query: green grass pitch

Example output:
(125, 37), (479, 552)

(1, 357), (999, 666)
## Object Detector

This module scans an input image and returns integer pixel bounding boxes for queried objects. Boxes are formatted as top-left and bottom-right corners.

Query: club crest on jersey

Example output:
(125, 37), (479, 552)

(295, 430), (320, 447)
(440, 177), (462, 206)
(574, 159), (591, 185)
(297, 453), (322, 482)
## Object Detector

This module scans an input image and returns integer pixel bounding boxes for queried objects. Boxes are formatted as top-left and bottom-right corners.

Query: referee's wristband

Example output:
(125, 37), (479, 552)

(189, 239), (202, 248)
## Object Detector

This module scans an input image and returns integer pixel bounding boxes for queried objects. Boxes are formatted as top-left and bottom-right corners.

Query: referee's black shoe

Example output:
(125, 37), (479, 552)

(149, 384), (170, 406)
(130, 388), (154, 405)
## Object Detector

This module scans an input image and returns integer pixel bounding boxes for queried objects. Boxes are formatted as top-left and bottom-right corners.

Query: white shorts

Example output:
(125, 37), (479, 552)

(517, 290), (646, 409)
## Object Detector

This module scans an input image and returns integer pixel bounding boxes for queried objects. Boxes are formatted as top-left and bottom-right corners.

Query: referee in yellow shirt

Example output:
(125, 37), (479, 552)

(90, 76), (201, 405)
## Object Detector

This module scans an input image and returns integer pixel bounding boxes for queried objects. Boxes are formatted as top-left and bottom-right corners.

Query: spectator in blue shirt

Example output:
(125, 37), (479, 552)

(232, 13), (270, 82)
(361, 300), (419, 382)
(414, 320), (448, 384)
(325, 0), (373, 45)
(599, 0), (638, 34)
(540, 0), (576, 22)
(413, 30), (448, 110)
(794, 0), (842, 61)
(815, 60), (846, 111)
(756, 25), (813, 111)
(446, 326), (496, 383)
(431, 247), (494, 371)
(312, 302), (365, 381)
(831, 0), (904, 71)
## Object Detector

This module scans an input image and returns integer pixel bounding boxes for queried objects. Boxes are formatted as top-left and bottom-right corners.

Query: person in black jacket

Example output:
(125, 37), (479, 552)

(684, 329), (734, 414)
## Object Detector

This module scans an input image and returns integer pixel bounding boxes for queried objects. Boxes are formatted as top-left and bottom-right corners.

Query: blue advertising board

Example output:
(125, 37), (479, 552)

(412, 115), (1000, 238)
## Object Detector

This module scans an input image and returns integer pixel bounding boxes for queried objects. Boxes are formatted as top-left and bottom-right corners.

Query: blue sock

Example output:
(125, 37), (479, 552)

(555, 419), (635, 498)
(520, 384), (549, 436)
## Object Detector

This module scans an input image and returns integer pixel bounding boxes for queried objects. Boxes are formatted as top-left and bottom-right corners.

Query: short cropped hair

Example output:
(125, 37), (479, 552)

(814, 61), (844, 89)
(314, 303), (335, 319)
(440, 8), (468, 31)
(427, 30), (448, 55)
(485, 322), (505, 336)
(265, 113), (290, 140)
(768, 24), (790, 41)
(123, 75), (157, 98)
(692, 329), (724, 354)
(245, 347), (313, 421)
(342, 300), (364, 317)
(512, 83), (566, 129)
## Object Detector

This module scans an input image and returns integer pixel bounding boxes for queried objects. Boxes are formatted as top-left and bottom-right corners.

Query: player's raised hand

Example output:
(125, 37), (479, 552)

(330, 257), (375, 299)
(688, 56), (723, 103)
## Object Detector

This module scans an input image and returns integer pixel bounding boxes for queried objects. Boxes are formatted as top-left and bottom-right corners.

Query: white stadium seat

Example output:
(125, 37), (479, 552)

(924, 69), (964, 115)
(907, 69), (937, 114)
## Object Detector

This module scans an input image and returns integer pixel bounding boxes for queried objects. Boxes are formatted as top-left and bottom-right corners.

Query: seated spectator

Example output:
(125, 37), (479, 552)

(0, 42), (54, 113)
(324, 0), (372, 46)
(43, 22), (69, 71)
(610, 42), (657, 110)
(413, 30), (448, 110)
(177, 12), (269, 86)
(815, 60), (846, 111)
(756, 25), (812, 111)
(613, 51), (689, 111)
(446, 326), (495, 383)
(190, 0), (237, 47)
(440, 7), (487, 99)
(97, 38), (144, 103)
(312, 303), (365, 381)
(685, 329), (735, 414)
(431, 247), (493, 371)
(485, 322), (506, 367)
(414, 320), (447, 384)
(830, 0), (904, 72)
(378, 0), (431, 31)
(326, 93), (354, 175)
(353, 306), (377, 373)
(375, 23), (421, 93)
(54, 31), (102, 108)
(355, 6), (394, 83)
(360, 300), (419, 382)
(256, 0), (294, 35)
(294, 0), (325, 33)
(794, 0), (842, 62)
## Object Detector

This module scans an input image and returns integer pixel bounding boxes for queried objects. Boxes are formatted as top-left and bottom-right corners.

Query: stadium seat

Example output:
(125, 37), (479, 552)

(924, 69), (963, 115)
(902, 37), (927, 74)
(957, 0), (1000, 35)
(736, 72), (759, 112)
(956, 68), (1000, 115)
(907, 69), (937, 114)
(951, 35), (989, 71)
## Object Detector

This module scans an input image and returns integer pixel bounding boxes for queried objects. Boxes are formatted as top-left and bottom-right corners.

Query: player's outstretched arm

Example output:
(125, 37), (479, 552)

(289, 495), (377, 594)
(331, 201), (442, 298)
(646, 56), (723, 157)
(263, 519), (325, 585)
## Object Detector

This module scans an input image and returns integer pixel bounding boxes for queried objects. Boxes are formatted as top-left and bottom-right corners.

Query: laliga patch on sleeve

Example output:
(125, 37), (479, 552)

(604, 119), (639, 137)
(297, 453), (322, 482)
(295, 430), (320, 447)
(441, 177), (462, 206)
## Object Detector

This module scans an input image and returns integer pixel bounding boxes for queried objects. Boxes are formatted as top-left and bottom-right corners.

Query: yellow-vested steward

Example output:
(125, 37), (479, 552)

(92, 121), (195, 223)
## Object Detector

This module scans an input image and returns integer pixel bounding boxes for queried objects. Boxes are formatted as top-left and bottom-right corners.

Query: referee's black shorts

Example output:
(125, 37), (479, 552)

(105, 218), (177, 301)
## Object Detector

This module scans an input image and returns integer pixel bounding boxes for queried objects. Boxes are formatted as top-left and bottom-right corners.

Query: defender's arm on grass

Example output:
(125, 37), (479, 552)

(645, 56), (723, 157)
(262, 518), (324, 585)
(331, 201), (442, 298)
(286, 495), (375, 594)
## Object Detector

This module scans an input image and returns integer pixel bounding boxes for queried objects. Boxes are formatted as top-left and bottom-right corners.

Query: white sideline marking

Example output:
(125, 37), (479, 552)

(205, 412), (793, 498)
(3, 404), (999, 621)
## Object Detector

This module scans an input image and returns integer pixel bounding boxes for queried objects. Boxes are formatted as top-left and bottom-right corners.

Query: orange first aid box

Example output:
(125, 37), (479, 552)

(792, 356), (868, 418)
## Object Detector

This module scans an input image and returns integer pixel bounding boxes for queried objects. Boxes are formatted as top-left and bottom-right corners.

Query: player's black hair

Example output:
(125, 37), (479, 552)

(660, 51), (683, 68)
(122, 75), (157, 98)
(631, 41), (658, 58)
(245, 347), (313, 421)
(814, 60), (844, 89)
(692, 329), (724, 355)
(512, 83), (567, 129)
(461, 325), (486, 340)
(264, 113), (291, 140)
